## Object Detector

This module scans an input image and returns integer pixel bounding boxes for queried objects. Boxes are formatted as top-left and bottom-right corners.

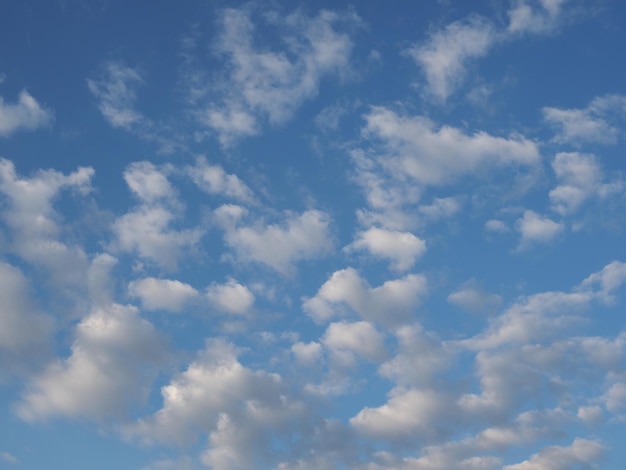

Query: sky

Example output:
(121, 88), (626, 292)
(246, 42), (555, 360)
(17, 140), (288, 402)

(1, 0), (626, 468)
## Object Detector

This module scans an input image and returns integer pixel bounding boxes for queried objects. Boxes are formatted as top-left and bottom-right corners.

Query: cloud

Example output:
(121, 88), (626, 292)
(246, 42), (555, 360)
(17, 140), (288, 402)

(186, 156), (255, 203)
(206, 278), (255, 315)
(303, 267), (427, 327)
(127, 339), (308, 469)
(515, 210), (563, 248)
(88, 62), (143, 130)
(362, 107), (540, 186)
(407, 16), (496, 101)
(507, 0), (573, 36)
(202, 6), (359, 145)
(503, 438), (604, 469)
(549, 152), (605, 215)
(322, 320), (388, 365)
(291, 341), (323, 366)
(0, 158), (94, 285)
(129, 277), (199, 312)
(0, 452), (18, 464)
(0, 90), (53, 137)
(0, 262), (54, 377)
(17, 303), (167, 422)
(112, 162), (202, 270)
(543, 94), (626, 144)
(448, 283), (503, 314)
(345, 227), (426, 272)
(221, 209), (333, 275)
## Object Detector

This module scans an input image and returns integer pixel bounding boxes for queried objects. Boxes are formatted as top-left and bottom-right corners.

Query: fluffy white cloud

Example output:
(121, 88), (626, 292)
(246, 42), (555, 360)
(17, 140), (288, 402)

(351, 387), (454, 440)
(407, 16), (496, 101)
(186, 156), (254, 203)
(291, 341), (323, 366)
(113, 162), (202, 270)
(503, 438), (604, 469)
(549, 152), (604, 215)
(322, 321), (387, 365)
(129, 277), (199, 312)
(515, 210), (563, 248)
(0, 262), (54, 376)
(346, 227), (426, 272)
(448, 284), (502, 315)
(203, 7), (359, 145)
(580, 260), (626, 303)
(206, 278), (255, 315)
(124, 161), (176, 204)
(543, 94), (626, 144)
(17, 303), (166, 422)
(304, 267), (427, 327)
(222, 209), (333, 275)
(0, 158), (93, 285)
(363, 107), (540, 186)
(0, 90), (53, 137)
(127, 339), (308, 469)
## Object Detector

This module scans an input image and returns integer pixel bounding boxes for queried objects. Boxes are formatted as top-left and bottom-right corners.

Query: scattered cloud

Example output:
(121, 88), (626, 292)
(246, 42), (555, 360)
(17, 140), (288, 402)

(0, 90), (53, 137)
(206, 278), (255, 315)
(129, 277), (199, 312)
(515, 210), (563, 248)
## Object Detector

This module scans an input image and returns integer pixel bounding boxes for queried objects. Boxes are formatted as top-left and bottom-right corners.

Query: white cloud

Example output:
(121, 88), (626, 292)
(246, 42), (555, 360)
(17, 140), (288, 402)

(515, 210), (563, 248)
(113, 206), (203, 271)
(0, 158), (94, 285)
(129, 277), (199, 312)
(322, 321), (387, 364)
(503, 438), (604, 469)
(87, 62), (143, 130)
(291, 341), (323, 366)
(206, 278), (255, 315)
(222, 209), (333, 275)
(124, 161), (176, 204)
(0, 262), (54, 376)
(0, 90), (53, 137)
(112, 162), (202, 270)
(127, 339), (308, 469)
(0, 452), (18, 464)
(448, 284), (503, 314)
(407, 16), (496, 101)
(351, 387), (454, 440)
(543, 94), (626, 144)
(507, 0), (572, 35)
(303, 267), (427, 327)
(363, 107), (540, 186)
(17, 303), (166, 422)
(580, 260), (626, 303)
(186, 156), (254, 203)
(345, 227), (426, 272)
(203, 7), (359, 145)
(419, 196), (462, 220)
(485, 219), (510, 233)
(549, 152), (604, 215)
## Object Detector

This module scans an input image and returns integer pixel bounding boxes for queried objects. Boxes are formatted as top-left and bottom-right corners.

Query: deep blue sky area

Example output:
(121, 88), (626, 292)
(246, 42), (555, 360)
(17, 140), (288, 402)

(1, 1), (626, 469)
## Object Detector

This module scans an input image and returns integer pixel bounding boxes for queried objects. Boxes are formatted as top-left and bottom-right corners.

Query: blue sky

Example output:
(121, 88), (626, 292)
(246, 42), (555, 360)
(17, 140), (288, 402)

(1, 0), (626, 468)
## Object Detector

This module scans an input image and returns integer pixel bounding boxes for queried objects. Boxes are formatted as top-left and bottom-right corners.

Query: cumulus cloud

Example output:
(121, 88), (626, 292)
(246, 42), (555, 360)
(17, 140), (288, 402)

(0, 158), (93, 285)
(448, 283), (503, 315)
(503, 438), (604, 469)
(291, 341), (323, 366)
(202, 6), (359, 145)
(345, 227), (426, 272)
(127, 339), (308, 469)
(407, 16), (496, 101)
(0, 262), (54, 376)
(515, 210), (563, 248)
(0, 90), (53, 137)
(363, 107), (539, 186)
(129, 277), (199, 312)
(303, 267), (427, 327)
(221, 209), (333, 275)
(206, 278), (255, 315)
(543, 94), (626, 144)
(322, 321), (388, 365)
(186, 156), (255, 203)
(17, 303), (166, 422)
(112, 162), (202, 270)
